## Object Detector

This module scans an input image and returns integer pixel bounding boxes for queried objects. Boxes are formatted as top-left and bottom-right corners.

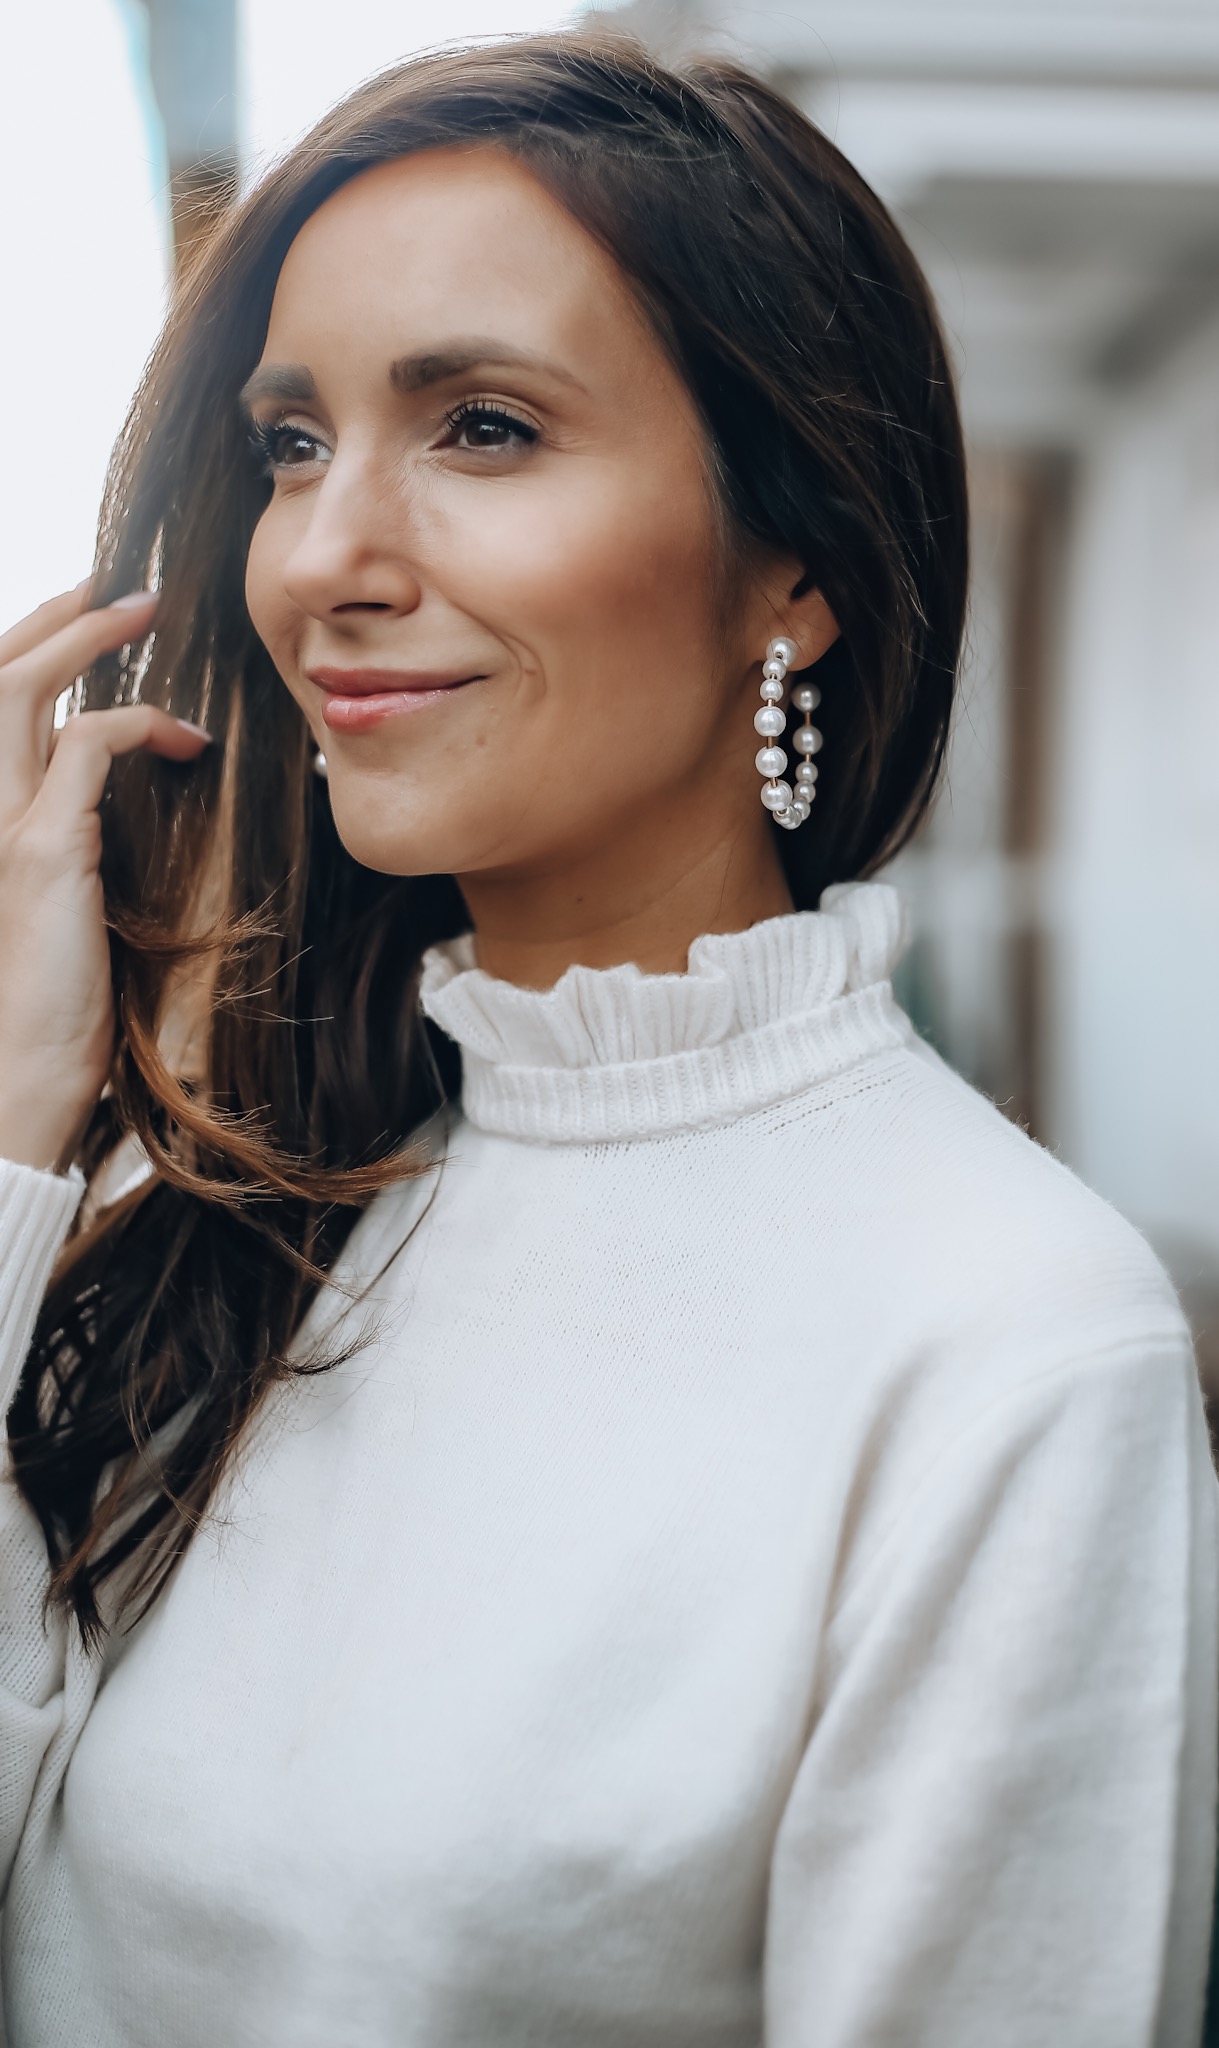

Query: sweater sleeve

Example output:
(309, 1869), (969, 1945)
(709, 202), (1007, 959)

(764, 1337), (1219, 2048)
(0, 1158), (83, 1902)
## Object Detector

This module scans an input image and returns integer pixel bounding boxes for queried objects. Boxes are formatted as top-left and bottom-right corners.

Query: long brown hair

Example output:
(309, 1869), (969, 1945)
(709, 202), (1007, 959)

(10, 34), (968, 1642)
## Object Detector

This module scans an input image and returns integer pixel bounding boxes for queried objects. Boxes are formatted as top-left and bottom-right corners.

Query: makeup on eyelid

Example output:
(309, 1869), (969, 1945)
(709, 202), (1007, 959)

(247, 396), (540, 480)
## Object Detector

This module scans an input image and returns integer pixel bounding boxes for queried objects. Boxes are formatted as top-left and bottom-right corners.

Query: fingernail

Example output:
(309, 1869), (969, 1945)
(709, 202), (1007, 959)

(176, 720), (213, 741)
(110, 590), (159, 611)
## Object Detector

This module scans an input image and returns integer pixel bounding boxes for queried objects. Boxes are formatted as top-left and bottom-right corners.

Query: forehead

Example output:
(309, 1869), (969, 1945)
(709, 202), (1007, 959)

(263, 145), (656, 371)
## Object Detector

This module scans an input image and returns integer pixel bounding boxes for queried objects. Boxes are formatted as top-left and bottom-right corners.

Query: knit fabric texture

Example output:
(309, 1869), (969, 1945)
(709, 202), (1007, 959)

(0, 881), (1214, 2046)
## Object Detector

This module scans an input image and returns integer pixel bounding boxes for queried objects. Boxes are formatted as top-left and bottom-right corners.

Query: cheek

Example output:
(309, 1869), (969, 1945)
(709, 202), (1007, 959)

(243, 512), (320, 739)
(447, 458), (721, 688)
(244, 509), (294, 659)
(435, 462), (730, 863)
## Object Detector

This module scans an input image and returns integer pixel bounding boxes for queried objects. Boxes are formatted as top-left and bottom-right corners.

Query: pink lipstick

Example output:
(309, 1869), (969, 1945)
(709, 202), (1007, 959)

(309, 667), (480, 734)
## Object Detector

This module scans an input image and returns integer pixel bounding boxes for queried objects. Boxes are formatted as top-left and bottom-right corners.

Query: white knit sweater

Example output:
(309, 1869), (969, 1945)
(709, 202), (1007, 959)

(0, 882), (1214, 2047)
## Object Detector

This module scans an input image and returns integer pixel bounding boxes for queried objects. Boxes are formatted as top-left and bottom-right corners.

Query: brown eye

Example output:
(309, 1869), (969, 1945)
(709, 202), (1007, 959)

(445, 402), (538, 453)
(268, 427), (320, 467)
(462, 415), (513, 448)
(278, 430), (317, 465)
(251, 421), (328, 476)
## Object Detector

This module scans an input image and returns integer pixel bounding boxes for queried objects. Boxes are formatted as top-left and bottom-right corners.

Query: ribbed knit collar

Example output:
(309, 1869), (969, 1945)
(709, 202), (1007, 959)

(419, 881), (911, 1144)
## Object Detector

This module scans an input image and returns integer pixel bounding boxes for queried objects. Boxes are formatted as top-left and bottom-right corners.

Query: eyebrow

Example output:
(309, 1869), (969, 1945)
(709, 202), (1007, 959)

(238, 341), (584, 417)
(237, 363), (317, 414)
(388, 341), (584, 395)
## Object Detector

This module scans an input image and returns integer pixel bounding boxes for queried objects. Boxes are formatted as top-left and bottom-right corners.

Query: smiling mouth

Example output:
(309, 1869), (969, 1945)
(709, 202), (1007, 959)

(308, 667), (483, 734)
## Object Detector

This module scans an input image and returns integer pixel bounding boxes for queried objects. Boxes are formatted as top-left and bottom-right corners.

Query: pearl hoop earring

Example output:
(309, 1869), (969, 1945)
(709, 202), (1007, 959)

(754, 637), (822, 831)
(312, 750), (329, 779)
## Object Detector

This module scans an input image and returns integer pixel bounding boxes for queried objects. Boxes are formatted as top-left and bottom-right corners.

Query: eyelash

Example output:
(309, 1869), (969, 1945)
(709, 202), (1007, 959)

(441, 399), (539, 451)
(248, 399), (540, 479)
(248, 420), (322, 476)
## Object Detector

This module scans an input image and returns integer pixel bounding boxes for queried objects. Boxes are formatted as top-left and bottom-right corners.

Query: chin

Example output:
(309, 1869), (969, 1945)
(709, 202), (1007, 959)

(324, 778), (496, 880)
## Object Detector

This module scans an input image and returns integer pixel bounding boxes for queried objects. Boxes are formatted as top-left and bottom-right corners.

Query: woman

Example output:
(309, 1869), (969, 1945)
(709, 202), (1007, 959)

(0, 35), (1212, 2048)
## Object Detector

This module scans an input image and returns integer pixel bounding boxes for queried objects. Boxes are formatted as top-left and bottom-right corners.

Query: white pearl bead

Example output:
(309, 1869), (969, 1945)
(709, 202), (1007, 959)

(792, 684), (821, 713)
(793, 794), (811, 819)
(796, 761), (818, 785)
(312, 752), (329, 779)
(759, 676), (784, 702)
(793, 725), (823, 755)
(767, 636), (798, 667)
(755, 745), (787, 777)
(777, 809), (801, 830)
(760, 779), (793, 811)
(754, 705), (785, 737)
(761, 657), (785, 683)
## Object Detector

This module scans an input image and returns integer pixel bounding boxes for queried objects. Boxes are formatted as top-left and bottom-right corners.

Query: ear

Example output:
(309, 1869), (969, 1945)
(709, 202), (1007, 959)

(765, 570), (840, 671)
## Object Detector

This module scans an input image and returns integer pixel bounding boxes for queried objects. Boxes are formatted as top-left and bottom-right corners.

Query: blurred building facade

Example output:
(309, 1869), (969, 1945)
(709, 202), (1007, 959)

(608, 0), (1219, 1354)
(135, 0), (237, 263)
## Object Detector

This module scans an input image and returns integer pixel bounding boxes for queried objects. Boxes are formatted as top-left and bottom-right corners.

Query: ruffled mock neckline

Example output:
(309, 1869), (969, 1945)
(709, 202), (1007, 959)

(420, 881), (911, 1144)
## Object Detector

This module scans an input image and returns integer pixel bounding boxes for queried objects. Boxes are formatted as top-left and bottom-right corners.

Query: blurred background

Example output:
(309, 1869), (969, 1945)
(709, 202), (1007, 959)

(4, 0), (1219, 1380)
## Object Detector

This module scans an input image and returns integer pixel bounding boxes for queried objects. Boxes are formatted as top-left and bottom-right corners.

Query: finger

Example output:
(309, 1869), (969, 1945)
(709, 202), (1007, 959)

(0, 579), (92, 669)
(0, 593), (163, 821)
(31, 706), (211, 823)
(0, 590), (159, 712)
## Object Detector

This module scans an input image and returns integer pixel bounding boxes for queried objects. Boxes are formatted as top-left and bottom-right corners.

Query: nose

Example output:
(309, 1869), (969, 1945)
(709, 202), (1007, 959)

(280, 445), (423, 627)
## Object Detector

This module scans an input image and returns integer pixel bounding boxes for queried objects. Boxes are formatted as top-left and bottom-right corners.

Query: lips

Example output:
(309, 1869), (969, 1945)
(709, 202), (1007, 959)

(308, 666), (480, 735)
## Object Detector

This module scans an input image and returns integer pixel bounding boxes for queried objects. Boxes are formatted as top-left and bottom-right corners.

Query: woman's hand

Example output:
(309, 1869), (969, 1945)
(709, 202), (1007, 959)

(0, 584), (211, 1173)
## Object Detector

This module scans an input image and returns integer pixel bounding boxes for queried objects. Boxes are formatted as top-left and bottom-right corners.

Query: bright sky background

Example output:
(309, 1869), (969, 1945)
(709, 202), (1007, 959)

(0, 0), (169, 625)
(239, 0), (581, 177)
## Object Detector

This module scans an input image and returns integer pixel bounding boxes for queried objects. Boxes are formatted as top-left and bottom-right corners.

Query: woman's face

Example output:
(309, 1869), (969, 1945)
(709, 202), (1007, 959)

(244, 148), (811, 899)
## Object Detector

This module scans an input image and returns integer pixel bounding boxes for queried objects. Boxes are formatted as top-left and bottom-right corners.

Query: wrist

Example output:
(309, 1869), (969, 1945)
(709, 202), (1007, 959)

(0, 1092), (95, 1175)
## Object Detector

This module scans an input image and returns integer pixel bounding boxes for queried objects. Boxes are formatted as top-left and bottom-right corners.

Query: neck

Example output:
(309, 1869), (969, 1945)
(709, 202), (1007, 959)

(459, 817), (794, 989)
